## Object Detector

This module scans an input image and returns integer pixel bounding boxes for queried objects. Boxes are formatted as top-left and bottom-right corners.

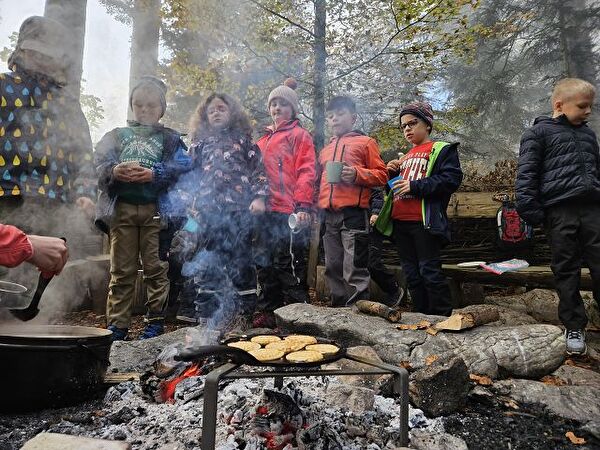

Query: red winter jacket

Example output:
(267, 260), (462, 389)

(0, 224), (33, 268)
(256, 119), (316, 214)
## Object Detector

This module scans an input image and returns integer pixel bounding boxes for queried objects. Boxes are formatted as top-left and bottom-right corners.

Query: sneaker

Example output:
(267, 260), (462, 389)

(565, 329), (587, 355)
(252, 311), (277, 329)
(139, 321), (165, 340)
(107, 325), (128, 341)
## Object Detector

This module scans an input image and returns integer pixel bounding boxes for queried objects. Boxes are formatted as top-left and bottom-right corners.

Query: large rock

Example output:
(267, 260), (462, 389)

(409, 357), (470, 417)
(21, 433), (131, 450)
(486, 288), (600, 328)
(551, 365), (600, 388)
(492, 378), (600, 425)
(409, 429), (468, 450)
(109, 327), (190, 372)
(326, 384), (375, 413)
(275, 303), (565, 378)
(324, 346), (391, 391)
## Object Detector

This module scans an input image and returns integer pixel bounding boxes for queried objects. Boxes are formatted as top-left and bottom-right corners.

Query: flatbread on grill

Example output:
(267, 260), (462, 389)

(285, 350), (324, 363)
(305, 343), (340, 356)
(227, 341), (261, 352)
(248, 348), (285, 362)
(265, 340), (306, 354)
(250, 335), (281, 345)
(283, 334), (318, 345)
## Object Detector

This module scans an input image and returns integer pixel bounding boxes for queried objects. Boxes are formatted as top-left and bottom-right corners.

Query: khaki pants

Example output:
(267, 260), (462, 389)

(107, 201), (169, 328)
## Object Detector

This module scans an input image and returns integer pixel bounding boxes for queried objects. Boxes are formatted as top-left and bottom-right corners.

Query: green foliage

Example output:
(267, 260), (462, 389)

(0, 32), (18, 63)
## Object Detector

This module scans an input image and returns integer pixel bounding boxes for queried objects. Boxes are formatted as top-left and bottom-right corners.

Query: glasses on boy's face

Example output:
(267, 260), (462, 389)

(400, 119), (420, 130)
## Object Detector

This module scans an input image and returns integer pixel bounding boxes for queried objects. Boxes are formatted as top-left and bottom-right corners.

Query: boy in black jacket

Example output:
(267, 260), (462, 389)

(516, 78), (599, 355)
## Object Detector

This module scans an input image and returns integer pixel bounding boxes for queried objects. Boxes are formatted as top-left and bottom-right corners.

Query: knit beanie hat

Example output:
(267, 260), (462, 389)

(129, 75), (168, 117)
(400, 101), (434, 130)
(267, 78), (299, 117)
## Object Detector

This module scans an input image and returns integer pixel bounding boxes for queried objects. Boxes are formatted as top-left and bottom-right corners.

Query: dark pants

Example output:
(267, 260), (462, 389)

(255, 212), (309, 312)
(323, 207), (370, 307)
(182, 211), (257, 323)
(392, 221), (452, 316)
(369, 228), (400, 296)
(545, 201), (600, 330)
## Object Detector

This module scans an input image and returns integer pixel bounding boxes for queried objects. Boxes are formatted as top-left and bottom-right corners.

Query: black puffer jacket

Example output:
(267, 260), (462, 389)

(515, 115), (600, 226)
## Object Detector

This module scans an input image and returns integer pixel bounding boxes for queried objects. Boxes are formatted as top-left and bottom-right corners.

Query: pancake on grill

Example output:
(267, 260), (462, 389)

(283, 334), (318, 345)
(285, 350), (324, 363)
(265, 340), (306, 354)
(248, 348), (285, 362)
(250, 335), (281, 345)
(227, 341), (261, 352)
(305, 343), (340, 356)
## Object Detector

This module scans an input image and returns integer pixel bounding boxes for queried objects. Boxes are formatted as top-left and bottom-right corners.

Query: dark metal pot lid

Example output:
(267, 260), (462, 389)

(0, 324), (111, 339)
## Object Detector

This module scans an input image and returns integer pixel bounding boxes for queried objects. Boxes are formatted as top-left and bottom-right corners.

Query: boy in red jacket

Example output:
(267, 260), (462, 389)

(254, 79), (316, 327)
(318, 96), (388, 306)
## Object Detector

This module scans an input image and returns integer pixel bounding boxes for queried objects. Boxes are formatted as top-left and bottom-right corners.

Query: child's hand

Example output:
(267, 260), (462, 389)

(387, 159), (402, 173)
(249, 198), (266, 215)
(370, 214), (378, 226)
(113, 161), (136, 182)
(340, 163), (357, 183)
(76, 196), (95, 219)
(296, 211), (311, 226)
(129, 167), (153, 183)
(392, 179), (411, 195)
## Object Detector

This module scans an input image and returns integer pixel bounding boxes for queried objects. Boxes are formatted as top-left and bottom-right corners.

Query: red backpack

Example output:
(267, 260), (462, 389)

(496, 198), (533, 250)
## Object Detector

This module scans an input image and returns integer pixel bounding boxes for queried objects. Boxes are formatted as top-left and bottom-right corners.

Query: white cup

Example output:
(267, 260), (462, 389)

(288, 213), (304, 234)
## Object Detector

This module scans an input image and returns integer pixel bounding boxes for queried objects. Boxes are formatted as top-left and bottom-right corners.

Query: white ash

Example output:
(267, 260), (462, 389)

(33, 371), (442, 450)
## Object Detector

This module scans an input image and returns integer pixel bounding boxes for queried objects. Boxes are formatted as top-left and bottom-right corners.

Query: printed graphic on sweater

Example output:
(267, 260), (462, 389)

(392, 141), (433, 221)
(119, 127), (163, 169)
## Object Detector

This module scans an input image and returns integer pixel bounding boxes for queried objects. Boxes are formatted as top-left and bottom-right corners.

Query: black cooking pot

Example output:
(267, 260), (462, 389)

(0, 324), (112, 412)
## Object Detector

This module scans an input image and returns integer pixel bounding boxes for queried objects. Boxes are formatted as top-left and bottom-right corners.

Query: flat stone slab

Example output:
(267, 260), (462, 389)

(492, 378), (600, 425)
(551, 365), (600, 388)
(22, 432), (131, 450)
(275, 303), (565, 378)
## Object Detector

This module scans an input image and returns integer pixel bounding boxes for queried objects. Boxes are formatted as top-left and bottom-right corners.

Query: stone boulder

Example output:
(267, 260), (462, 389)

(409, 429), (468, 450)
(486, 288), (600, 328)
(275, 303), (565, 378)
(326, 384), (375, 413)
(409, 357), (470, 417)
(21, 433), (131, 450)
(324, 346), (391, 391)
(551, 365), (600, 388)
(492, 378), (600, 425)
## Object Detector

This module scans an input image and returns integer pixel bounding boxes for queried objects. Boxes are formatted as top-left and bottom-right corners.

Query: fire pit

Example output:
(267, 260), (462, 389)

(176, 335), (409, 450)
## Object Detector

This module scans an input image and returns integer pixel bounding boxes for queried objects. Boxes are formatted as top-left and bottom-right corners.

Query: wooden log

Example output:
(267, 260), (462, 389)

(434, 305), (499, 331)
(446, 192), (499, 219)
(354, 300), (401, 323)
(103, 372), (140, 384)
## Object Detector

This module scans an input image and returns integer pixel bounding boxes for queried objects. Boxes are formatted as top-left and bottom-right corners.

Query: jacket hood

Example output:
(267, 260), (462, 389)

(328, 129), (366, 143)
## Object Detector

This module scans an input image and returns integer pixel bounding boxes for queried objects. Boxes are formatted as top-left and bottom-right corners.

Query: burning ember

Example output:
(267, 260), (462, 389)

(159, 362), (202, 403)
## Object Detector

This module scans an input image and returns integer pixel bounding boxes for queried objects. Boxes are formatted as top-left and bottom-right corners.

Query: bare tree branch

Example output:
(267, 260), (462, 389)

(327, 0), (444, 84)
(246, 0), (316, 37)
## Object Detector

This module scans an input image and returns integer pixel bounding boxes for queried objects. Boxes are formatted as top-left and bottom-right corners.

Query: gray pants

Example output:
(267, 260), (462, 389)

(323, 208), (370, 306)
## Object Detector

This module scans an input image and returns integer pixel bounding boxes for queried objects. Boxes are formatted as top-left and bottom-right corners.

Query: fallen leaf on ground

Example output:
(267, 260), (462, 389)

(416, 320), (432, 329)
(397, 324), (419, 330)
(399, 361), (412, 370)
(565, 431), (586, 445)
(541, 375), (567, 386)
(469, 373), (493, 386)
(425, 355), (438, 366)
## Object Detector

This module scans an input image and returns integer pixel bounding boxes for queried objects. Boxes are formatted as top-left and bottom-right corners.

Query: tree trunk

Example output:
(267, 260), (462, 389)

(312, 0), (327, 151)
(44, 0), (87, 98)
(128, 0), (161, 119)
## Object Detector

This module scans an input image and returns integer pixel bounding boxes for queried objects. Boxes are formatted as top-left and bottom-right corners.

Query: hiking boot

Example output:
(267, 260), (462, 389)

(565, 329), (587, 355)
(139, 321), (165, 340)
(252, 311), (277, 329)
(107, 325), (128, 341)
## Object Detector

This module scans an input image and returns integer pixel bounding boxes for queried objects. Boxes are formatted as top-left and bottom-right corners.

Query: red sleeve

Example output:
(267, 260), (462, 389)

(292, 128), (317, 210)
(0, 224), (33, 268)
(355, 138), (388, 187)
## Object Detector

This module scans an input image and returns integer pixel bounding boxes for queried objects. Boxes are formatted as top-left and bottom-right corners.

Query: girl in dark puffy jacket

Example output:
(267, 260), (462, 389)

(169, 93), (268, 333)
(253, 78), (317, 328)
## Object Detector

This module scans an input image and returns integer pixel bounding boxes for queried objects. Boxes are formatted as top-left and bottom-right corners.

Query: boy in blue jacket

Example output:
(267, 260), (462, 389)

(381, 102), (462, 316)
(516, 78), (599, 355)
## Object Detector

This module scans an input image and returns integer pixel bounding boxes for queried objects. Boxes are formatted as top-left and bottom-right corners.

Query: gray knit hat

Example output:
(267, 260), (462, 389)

(129, 76), (168, 117)
(267, 78), (299, 117)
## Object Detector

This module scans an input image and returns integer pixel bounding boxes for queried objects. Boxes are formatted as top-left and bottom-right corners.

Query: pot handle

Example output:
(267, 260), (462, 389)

(78, 343), (111, 366)
(175, 344), (257, 365)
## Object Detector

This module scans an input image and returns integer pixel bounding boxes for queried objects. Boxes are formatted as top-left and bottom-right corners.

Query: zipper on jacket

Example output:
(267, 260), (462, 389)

(278, 156), (284, 194)
(328, 139), (343, 209)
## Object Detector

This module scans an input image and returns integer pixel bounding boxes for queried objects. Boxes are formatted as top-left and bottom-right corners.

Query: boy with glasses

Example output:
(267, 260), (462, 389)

(382, 101), (462, 316)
